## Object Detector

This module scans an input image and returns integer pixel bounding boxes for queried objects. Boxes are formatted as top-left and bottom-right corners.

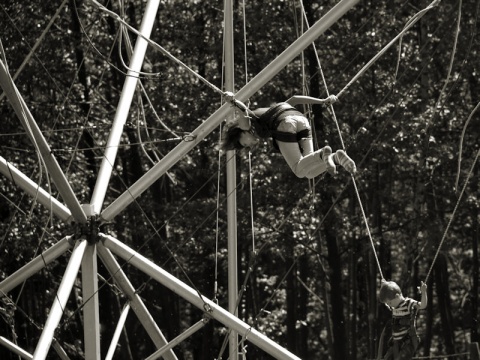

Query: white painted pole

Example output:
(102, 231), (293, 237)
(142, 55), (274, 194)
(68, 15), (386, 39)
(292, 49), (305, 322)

(223, 0), (239, 359)
(145, 319), (207, 360)
(105, 302), (130, 360)
(33, 239), (87, 360)
(0, 336), (33, 359)
(0, 156), (72, 222)
(100, 0), (361, 222)
(100, 233), (301, 360)
(51, 339), (71, 360)
(0, 59), (87, 223)
(97, 244), (178, 360)
(0, 236), (74, 296)
(81, 243), (101, 360)
(90, 0), (160, 215)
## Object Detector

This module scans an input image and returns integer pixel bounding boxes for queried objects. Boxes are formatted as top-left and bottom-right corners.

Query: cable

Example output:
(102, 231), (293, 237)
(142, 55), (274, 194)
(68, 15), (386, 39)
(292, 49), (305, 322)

(424, 147), (479, 283)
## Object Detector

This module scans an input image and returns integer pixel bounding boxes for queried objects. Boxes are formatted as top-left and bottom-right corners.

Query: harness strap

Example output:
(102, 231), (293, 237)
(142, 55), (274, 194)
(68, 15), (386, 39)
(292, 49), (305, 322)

(258, 102), (296, 124)
(270, 128), (311, 151)
(270, 128), (311, 143)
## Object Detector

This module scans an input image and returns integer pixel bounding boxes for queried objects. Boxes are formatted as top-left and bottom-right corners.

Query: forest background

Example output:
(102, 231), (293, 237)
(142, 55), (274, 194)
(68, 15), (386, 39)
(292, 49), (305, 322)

(0, 0), (479, 359)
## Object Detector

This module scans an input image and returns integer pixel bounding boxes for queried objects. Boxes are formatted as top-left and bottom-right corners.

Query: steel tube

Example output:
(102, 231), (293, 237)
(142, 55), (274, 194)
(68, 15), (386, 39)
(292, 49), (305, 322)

(100, 233), (301, 360)
(33, 239), (87, 360)
(90, 0), (161, 215)
(0, 236), (73, 296)
(101, 0), (360, 221)
(97, 244), (178, 360)
(0, 156), (72, 222)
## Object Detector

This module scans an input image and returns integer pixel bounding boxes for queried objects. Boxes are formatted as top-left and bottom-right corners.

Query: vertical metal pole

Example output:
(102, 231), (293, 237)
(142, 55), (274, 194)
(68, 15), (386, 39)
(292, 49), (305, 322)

(33, 239), (87, 360)
(223, 0), (239, 359)
(90, 0), (160, 215)
(82, 243), (101, 360)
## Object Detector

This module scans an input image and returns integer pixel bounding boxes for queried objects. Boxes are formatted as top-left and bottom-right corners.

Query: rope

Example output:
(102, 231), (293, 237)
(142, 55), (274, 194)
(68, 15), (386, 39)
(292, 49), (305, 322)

(336, 0), (441, 99)
(90, 0), (226, 97)
(0, 0), (69, 102)
(455, 101), (480, 192)
(412, 0), (463, 281)
(424, 147), (479, 283)
(298, 1), (384, 279)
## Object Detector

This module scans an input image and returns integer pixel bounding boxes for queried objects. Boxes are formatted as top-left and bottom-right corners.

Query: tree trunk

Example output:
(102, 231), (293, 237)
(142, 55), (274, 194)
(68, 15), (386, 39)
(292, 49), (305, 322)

(471, 179), (479, 342)
(434, 253), (456, 355)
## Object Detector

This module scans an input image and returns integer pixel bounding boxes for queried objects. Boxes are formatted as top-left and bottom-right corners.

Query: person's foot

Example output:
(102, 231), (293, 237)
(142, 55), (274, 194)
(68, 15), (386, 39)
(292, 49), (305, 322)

(319, 146), (337, 175)
(334, 150), (356, 174)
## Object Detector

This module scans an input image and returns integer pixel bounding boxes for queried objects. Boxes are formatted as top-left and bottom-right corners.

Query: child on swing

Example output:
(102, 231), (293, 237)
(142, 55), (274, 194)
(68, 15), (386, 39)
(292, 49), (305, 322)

(221, 93), (357, 179)
(378, 280), (428, 360)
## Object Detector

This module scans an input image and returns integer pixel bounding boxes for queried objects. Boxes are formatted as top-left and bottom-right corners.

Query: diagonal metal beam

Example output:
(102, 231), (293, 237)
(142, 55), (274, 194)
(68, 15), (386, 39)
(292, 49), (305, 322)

(0, 336), (33, 359)
(0, 59), (87, 223)
(100, 0), (360, 222)
(0, 236), (74, 296)
(105, 302), (130, 360)
(97, 244), (178, 360)
(145, 319), (207, 360)
(33, 239), (87, 360)
(0, 156), (72, 222)
(100, 233), (301, 360)
(89, 0), (160, 215)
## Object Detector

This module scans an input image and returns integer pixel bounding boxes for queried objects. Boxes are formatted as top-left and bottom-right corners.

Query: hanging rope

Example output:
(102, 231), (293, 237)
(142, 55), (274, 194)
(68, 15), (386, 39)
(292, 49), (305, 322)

(90, 0), (226, 97)
(424, 147), (479, 283)
(336, 0), (441, 99)
(298, 1), (385, 279)
(455, 100), (480, 192)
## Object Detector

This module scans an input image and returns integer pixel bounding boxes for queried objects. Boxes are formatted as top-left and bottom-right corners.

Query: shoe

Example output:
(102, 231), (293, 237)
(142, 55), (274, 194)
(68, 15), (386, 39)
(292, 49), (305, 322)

(320, 146), (337, 175)
(334, 150), (356, 174)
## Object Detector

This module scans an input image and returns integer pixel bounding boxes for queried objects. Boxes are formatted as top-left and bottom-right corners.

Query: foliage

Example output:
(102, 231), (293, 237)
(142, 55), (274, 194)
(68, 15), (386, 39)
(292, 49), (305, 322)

(0, 0), (479, 359)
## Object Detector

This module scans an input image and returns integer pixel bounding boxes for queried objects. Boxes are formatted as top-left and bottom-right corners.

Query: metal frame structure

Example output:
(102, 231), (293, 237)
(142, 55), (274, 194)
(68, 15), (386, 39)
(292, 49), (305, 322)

(0, 0), (359, 359)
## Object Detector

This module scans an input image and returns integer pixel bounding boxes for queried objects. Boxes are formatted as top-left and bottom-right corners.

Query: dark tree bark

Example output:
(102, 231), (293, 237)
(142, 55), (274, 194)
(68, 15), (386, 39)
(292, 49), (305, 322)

(434, 253), (456, 355)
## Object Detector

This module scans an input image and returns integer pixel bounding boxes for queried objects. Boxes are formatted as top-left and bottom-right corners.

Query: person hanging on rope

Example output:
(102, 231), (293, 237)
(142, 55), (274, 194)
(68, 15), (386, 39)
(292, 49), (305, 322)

(221, 93), (357, 179)
(378, 279), (428, 360)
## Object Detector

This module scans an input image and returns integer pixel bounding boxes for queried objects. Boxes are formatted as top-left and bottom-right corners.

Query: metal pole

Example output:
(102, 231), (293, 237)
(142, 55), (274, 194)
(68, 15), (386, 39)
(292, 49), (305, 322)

(0, 236), (74, 296)
(90, 0), (160, 215)
(97, 244), (178, 360)
(100, 233), (301, 360)
(82, 243), (100, 360)
(145, 319), (207, 360)
(223, 0), (239, 359)
(105, 302), (130, 360)
(100, 0), (360, 222)
(0, 59), (87, 223)
(33, 239), (87, 360)
(52, 339), (72, 360)
(0, 336), (33, 359)
(0, 156), (72, 222)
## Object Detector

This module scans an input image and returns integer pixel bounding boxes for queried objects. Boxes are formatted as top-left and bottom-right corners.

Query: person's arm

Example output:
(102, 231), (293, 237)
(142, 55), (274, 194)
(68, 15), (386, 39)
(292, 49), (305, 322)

(285, 94), (338, 106)
(417, 282), (428, 309)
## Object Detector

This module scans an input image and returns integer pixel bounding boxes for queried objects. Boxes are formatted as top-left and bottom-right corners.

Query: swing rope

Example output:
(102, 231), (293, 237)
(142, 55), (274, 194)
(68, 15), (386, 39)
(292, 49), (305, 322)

(321, 0), (441, 280)
(298, 1), (385, 279)
(336, 0), (441, 99)
(424, 147), (479, 283)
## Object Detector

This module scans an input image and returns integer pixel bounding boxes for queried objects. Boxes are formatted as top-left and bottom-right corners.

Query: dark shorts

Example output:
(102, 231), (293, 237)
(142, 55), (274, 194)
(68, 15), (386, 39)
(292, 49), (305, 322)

(384, 334), (420, 360)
